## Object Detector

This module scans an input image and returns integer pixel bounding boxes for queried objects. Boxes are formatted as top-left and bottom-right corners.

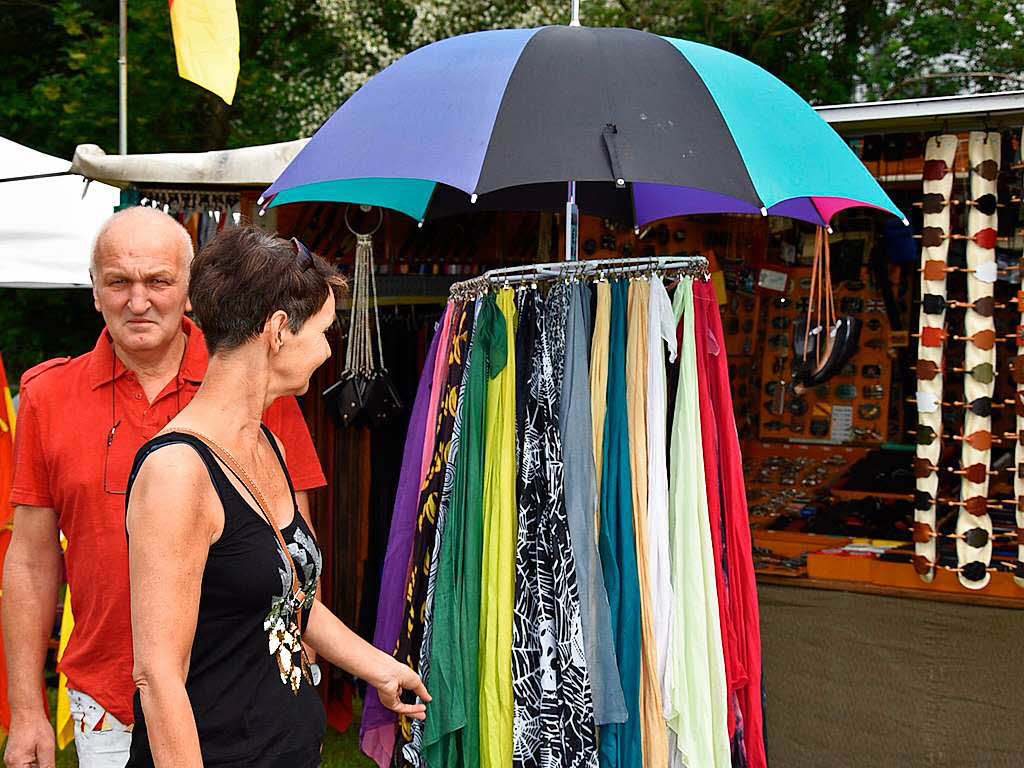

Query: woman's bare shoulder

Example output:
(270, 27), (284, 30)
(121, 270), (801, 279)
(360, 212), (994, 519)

(128, 442), (222, 540)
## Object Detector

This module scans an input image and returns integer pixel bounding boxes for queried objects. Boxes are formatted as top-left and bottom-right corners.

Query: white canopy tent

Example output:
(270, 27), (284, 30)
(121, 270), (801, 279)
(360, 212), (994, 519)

(0, 137), (121, 287)
(0, 138), (309, 288)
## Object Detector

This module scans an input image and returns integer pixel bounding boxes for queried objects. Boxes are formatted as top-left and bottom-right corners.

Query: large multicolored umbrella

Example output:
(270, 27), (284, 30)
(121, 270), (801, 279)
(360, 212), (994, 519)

(263, 26), (906, 229)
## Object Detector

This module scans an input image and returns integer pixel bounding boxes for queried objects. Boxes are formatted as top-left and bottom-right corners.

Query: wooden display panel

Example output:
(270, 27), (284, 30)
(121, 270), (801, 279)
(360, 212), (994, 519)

(758, 267), (891, 444)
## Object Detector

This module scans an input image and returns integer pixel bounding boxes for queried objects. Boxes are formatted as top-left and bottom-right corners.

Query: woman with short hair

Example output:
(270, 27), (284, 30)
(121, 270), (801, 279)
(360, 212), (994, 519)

(125, 226), (428, 768)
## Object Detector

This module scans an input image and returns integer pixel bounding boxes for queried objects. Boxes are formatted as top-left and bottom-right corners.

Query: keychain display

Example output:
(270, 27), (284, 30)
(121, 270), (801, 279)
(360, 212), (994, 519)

(323, 207), (404, 429)
(759, 264), (889, 444)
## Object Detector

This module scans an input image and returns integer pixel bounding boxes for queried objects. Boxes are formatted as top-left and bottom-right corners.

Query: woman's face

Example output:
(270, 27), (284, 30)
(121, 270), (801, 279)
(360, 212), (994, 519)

(274, 291), (336, 396)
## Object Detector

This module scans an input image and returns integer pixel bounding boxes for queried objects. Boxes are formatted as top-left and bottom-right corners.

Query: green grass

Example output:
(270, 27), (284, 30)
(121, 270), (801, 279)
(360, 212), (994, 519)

(4, 686), (372, 767)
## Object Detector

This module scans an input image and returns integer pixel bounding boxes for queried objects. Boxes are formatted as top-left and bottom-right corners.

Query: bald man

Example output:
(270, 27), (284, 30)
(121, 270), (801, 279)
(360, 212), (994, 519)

(3, 209), (326, 768)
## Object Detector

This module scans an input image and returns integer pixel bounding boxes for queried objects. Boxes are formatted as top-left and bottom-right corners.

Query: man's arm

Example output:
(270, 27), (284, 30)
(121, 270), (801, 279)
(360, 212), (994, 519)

(3, 505), (62, 768)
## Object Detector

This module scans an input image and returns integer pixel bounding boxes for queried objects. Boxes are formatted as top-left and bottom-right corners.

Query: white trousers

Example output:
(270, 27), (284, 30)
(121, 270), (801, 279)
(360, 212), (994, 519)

(68, 689), (131, 768)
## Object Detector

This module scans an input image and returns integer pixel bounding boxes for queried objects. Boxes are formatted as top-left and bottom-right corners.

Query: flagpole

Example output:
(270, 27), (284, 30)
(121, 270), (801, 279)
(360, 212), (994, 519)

(118, 0), (127, 154)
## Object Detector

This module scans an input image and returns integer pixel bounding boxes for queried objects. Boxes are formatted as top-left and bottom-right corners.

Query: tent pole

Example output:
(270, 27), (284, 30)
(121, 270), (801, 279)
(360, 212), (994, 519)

(118, 0), (127, 154)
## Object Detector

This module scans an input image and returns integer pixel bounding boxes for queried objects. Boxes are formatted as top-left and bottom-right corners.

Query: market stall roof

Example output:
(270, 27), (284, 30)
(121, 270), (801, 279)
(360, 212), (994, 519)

(0, 136), (120, 288)
(815, 90), (1024, 135)
(70, 140), (308, 188)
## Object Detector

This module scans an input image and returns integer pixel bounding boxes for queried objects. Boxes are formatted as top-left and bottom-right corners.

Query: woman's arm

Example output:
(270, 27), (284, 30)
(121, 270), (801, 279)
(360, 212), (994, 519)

(303, 600), (430, 720)
(127, 445), (220, 768)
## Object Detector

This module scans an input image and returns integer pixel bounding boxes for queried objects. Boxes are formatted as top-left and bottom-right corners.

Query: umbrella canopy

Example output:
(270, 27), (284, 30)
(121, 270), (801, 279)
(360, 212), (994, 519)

(264, 26), (905, 228)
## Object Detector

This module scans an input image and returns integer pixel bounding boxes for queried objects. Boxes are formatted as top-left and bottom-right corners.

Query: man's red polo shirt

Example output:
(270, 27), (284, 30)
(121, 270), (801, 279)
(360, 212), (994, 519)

(8, 318), (326, 725)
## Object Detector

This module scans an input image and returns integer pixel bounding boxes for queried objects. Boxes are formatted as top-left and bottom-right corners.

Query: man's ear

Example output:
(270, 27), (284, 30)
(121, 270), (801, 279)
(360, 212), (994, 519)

(90, 270), (101, 312)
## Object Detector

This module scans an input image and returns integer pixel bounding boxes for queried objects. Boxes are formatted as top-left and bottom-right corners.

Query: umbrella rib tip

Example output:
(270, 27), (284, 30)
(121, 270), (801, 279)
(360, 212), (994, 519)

(759, 206), (768, 217)
(470, 193), (478, 204)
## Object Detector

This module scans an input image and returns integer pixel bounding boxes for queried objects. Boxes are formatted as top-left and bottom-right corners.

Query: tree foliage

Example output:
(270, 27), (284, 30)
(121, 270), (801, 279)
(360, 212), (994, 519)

(3, 0), (1022, 160)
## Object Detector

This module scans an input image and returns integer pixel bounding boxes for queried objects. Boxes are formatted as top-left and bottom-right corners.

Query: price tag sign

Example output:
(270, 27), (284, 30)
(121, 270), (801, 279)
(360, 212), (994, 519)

(831, 405), (853, 443)
(758, 268), (788, 293)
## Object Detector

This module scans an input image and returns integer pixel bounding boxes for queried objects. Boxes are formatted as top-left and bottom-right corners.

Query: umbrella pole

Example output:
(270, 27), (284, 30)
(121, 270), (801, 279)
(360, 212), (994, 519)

(565, 180), (579, 261)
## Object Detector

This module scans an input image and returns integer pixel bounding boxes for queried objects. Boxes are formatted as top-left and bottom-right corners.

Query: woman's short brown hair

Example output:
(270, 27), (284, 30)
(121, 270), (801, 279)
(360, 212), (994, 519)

(189, 226), (345, 356)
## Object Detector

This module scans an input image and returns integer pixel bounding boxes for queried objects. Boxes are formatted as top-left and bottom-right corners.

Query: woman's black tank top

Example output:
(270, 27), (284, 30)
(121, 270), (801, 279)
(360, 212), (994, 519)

(125, 426), (325, 768)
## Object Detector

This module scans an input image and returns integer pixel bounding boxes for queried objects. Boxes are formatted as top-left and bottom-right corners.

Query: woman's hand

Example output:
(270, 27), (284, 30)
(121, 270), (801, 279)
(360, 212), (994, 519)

(302, 601), (431, 720)
(373, 660), (431, 721)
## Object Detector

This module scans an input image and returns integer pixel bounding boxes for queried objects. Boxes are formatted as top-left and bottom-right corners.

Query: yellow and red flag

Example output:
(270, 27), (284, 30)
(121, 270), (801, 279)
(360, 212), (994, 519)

(0, 353), (16, 735)
(169, 0), (240, 105)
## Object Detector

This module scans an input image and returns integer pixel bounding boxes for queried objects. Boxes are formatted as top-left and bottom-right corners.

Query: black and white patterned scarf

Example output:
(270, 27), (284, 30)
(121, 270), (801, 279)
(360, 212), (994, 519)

(513, 288), (598, 768)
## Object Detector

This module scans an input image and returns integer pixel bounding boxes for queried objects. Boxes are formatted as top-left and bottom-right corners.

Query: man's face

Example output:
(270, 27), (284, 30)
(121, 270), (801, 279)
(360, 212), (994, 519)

(91, 223), (190, 355)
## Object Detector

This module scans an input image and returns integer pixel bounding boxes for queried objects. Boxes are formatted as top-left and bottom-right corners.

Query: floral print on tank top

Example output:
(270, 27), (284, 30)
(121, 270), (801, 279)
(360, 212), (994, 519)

(265, 526), (322, 694)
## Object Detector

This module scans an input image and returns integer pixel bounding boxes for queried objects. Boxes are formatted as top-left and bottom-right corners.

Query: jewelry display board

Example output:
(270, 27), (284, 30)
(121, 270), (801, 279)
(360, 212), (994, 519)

(759, 267), (890, 444)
